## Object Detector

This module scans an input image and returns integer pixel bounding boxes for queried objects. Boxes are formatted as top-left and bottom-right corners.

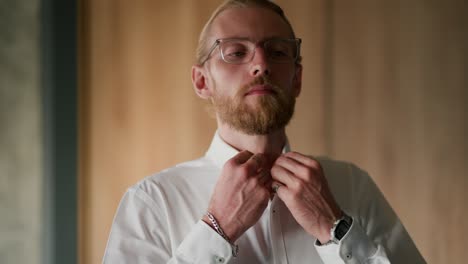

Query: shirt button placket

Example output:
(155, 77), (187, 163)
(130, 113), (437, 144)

(270, 197), (288, 264)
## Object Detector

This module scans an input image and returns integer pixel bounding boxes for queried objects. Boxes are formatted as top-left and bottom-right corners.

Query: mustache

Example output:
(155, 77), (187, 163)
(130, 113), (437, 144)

(239, 75), (280, 94)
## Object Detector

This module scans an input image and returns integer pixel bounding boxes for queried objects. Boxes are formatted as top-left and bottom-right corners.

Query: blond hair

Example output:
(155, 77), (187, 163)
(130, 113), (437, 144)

(195, 0), (299, 65)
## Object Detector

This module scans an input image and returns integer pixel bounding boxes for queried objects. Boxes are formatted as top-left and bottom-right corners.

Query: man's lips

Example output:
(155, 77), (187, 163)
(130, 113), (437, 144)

(245, 84), (276, 96)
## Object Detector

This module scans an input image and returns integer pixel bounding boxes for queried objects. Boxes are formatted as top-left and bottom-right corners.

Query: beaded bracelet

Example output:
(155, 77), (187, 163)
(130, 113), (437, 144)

(205, 212), (239, 257)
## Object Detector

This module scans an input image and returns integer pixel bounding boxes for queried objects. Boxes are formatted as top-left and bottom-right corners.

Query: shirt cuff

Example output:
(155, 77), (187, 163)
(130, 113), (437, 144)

(176, 220), (234, 264)
(314, 217), (379, 263)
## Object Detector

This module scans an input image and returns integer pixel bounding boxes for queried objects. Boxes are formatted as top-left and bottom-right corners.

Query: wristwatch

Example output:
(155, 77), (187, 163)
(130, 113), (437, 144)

(330, 212), (353, 244)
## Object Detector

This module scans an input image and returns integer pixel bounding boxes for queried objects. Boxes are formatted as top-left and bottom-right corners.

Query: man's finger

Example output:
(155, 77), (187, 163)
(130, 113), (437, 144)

(271, 181), (288, 199)
(244, 153), (266, 173)
(284, 151), (321, 169)
(271, 164), (296, 187)
(231, 150), (254, 165)
(274, 155), (306, 175)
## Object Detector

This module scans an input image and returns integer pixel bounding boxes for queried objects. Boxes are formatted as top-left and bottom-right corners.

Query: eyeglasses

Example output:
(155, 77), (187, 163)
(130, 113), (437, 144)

(201, 38), (302, 65)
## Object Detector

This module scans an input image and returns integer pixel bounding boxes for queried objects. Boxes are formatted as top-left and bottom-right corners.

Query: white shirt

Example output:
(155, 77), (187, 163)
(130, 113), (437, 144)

(103, 133), (425, 264)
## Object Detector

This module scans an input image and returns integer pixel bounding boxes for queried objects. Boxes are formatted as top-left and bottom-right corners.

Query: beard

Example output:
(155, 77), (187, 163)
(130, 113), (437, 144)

(211, 76), (296, 135)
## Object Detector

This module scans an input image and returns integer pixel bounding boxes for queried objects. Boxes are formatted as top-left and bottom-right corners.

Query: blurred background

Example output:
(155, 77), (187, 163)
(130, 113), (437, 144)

(1, 0), (466, 263)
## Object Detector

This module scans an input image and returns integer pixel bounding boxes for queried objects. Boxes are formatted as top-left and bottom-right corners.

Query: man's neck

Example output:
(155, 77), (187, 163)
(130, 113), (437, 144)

(217, 123), (287, 160)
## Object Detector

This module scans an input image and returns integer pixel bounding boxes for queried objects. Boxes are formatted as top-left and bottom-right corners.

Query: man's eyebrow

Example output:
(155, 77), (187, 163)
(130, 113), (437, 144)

(217, 36), (251, 41)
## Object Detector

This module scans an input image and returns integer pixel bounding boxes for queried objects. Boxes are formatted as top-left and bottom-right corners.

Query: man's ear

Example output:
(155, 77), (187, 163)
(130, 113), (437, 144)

(293, 64), (303, 98)
(191, 65), (212, 99)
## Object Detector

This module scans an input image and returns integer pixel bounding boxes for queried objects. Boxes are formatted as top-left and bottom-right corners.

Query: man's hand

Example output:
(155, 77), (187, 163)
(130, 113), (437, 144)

(203, 151), (272, 242)
(271, 151), (342, 244)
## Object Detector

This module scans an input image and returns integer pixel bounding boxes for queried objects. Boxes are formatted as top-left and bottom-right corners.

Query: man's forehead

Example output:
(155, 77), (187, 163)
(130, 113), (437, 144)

(208, 7), (293, 42)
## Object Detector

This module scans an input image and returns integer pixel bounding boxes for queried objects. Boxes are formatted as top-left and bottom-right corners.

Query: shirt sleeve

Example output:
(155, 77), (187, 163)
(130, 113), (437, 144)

(102, 186), (235, 264)
(314, 162), (426, 264)
(314, 217), (390, 263)
(176, 221), (234, 263)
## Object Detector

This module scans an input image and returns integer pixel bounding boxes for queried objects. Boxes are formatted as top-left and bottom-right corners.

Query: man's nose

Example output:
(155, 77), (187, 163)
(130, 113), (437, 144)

(250, 48), (270, 76)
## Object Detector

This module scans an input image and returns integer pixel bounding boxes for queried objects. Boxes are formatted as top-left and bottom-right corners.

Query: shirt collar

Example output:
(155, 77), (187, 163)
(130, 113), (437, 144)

(205, 131), (291, 168)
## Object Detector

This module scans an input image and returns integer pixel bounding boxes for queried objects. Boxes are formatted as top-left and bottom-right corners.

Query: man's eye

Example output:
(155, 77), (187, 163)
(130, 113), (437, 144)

(270, 50), (288, 57)
(223, 43), (249, 58)
(226, 51), (247, 57)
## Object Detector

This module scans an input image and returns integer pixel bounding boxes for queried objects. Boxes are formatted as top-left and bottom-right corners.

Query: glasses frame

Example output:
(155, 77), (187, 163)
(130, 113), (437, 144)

(200, 38), (302, 65)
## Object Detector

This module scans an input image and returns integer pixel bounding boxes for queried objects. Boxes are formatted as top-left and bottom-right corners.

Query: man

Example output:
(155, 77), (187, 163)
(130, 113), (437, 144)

(103, 0), (425, 263)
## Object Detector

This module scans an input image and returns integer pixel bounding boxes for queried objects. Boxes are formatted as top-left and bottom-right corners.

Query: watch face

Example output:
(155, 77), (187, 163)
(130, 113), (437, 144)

(334, 216), (352, 241)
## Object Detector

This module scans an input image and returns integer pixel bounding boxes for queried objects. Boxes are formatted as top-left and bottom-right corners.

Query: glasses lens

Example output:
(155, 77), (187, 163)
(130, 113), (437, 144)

(218, 39), (299, 64)
(265, 39), (298, 62)
(220, 40), (254, 64)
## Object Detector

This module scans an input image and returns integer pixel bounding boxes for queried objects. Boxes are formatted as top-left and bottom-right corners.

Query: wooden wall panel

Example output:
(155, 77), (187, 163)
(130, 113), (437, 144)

(330, 0), (467, 262)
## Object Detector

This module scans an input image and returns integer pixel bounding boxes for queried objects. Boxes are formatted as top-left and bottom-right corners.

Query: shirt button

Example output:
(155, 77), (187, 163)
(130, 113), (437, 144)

(215, 256), (225, 263)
